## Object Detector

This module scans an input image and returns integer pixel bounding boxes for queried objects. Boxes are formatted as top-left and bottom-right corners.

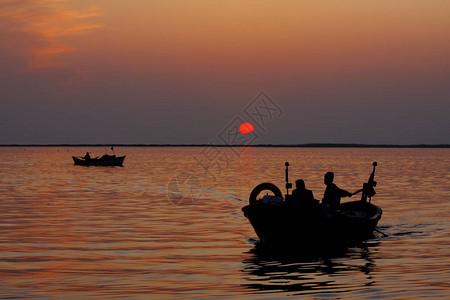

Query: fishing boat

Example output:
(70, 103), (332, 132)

(242, 162), (382, 244)
(72, 154), (126, 166)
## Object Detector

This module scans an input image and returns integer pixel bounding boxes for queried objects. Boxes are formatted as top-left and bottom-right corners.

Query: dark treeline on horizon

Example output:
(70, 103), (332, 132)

(1, 143), (449, 148)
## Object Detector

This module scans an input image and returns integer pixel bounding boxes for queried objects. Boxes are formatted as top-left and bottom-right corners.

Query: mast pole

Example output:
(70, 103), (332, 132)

(285, 162), (292, 195)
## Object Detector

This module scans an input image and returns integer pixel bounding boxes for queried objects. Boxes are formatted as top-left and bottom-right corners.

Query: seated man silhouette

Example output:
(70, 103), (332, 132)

(291, 179), (317, 209)
(322, 171), (352, 210)
(82, 152), (91, 161)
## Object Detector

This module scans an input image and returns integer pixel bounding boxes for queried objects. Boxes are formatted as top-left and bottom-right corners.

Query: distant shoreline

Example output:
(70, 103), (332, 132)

(0, 143), (449, 148)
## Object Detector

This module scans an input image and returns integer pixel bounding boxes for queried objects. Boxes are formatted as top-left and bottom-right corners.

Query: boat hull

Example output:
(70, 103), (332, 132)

(242, 201), (382, 244)
(72, 155), (126, 166)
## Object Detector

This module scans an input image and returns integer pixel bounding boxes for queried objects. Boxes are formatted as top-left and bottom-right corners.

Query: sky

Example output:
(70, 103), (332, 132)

(0, 0), (449, 145)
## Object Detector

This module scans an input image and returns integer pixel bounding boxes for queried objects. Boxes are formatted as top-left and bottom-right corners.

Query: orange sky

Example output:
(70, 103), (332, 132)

(73, 1), (450, 72)
(0, 0), (449, 144)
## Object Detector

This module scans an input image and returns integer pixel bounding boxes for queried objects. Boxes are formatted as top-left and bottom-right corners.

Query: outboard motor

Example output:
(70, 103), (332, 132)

(361, 162), (377, 202)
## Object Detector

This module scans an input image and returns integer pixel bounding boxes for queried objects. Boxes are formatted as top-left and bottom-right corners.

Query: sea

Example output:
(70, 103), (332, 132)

(0, 147), (449, 299)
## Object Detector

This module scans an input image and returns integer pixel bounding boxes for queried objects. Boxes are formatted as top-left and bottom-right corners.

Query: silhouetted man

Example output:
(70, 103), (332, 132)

(322, 172), (352, 210)
(291, 179), (317, 208)
(82, 152), (91, 161)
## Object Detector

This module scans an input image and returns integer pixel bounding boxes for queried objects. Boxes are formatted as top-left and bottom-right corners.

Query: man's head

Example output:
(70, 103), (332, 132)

(324, 172), (334, 185)
(295, 179), (305, 190)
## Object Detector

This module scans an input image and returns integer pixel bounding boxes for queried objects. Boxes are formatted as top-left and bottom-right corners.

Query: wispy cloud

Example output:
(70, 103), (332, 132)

(0, 0), (102, 69)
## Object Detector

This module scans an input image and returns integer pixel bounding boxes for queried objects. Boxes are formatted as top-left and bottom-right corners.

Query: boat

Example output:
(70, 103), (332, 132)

(72, 154), (126, 166)
(242, 162), (382, 244)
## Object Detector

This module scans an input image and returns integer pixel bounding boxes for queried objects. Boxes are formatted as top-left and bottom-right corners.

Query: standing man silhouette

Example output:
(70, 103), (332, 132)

(322, 172), (352, 210)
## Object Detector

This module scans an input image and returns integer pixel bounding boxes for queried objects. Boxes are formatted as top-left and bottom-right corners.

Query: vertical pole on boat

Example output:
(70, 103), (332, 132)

(285, 162), (291, 195)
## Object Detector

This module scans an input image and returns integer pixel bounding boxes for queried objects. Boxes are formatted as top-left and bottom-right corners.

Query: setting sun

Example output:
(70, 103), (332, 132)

(239, 122), (254, 134)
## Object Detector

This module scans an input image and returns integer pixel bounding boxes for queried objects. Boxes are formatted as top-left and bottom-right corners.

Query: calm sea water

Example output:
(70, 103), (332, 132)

(0, 147), (449, 299)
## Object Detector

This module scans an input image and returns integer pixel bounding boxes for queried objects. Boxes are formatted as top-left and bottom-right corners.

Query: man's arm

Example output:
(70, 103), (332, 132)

(338, 187), (352, 197)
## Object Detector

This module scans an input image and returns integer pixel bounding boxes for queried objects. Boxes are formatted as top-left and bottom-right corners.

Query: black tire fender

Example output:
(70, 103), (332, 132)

(249, 182), (283, 205)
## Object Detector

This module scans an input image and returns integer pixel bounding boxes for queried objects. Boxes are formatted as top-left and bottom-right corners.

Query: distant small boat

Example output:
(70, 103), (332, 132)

(242, 162), (382, 244)
(72, 155), (126, 166)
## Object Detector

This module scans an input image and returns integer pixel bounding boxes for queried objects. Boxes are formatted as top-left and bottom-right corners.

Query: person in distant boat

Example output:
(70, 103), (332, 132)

(82, 152), (91, 161)
(291, 179), (317, 208)
(322, 172), (352, 210)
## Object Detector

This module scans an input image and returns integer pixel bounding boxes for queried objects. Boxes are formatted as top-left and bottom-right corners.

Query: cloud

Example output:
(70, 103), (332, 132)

(0, 0), (102, 70)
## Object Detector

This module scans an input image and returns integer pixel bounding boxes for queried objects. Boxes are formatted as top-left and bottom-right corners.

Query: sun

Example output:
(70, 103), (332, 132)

(239, 122), (254, 134)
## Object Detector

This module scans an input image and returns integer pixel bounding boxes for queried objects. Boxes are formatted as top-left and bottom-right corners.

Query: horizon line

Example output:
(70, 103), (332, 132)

(0, 143), (449, 148)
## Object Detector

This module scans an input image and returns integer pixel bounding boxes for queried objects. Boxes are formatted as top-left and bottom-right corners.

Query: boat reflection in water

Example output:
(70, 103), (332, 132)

(242, 240), (379, 295)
